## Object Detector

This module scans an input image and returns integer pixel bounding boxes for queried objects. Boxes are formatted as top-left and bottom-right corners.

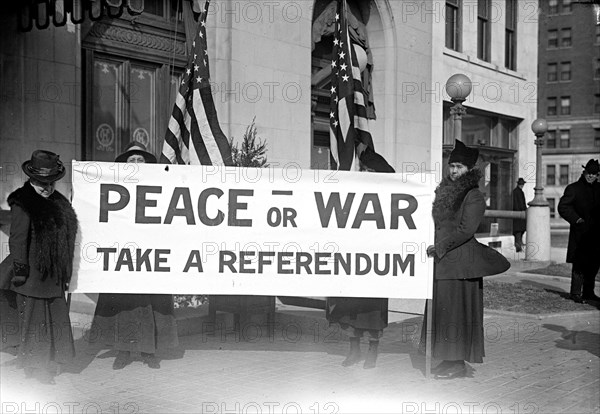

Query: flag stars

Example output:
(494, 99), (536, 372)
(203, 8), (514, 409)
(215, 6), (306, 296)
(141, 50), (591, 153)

(331, 60), (337, 68)
(339, 51), (345, 59)
(340, 63), (347, 71)
(342, 74), (349, 82)
(186, 68), (191, 75)
(330, 86), (336, 94)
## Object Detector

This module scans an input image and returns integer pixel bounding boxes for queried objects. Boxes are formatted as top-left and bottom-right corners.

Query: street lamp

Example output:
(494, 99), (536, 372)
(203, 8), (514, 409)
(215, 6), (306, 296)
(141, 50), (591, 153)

(526, 118), (551, 261)
(446, 74), (472, 141)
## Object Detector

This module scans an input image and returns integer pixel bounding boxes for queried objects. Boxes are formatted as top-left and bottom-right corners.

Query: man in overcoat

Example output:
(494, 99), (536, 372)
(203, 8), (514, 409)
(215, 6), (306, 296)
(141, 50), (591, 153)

(512, 178), (527, 252)
(557, 159), (600, 303)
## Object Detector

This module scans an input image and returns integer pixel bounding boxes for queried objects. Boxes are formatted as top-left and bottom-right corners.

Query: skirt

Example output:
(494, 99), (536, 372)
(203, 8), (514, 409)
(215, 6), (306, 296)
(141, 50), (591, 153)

(14, 293), (75, 369)
(326, 297), (388, 339)
(420, 278), (484, 363)
(89, 293), (179, 354)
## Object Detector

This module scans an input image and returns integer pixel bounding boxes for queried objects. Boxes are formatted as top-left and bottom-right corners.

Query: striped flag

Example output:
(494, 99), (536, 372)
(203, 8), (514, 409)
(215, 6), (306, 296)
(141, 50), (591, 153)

(161, 0), (234, 166)
(329, 0), (374, 171)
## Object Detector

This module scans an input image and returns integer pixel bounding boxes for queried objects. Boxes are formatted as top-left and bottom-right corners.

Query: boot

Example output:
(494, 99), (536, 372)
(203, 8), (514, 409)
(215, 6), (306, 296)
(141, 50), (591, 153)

(112, 351), (131, 370)
(341, 337), (361, 367)
(141, 352), (160, 369)
(363, 340), (379, 369)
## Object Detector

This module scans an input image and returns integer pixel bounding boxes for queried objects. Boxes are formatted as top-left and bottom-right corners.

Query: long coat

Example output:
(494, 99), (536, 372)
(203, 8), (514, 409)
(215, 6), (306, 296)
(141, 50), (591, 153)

(557, 175), (600, 263)
(512, 186), (527, 233)
(433, 188), (510, 279)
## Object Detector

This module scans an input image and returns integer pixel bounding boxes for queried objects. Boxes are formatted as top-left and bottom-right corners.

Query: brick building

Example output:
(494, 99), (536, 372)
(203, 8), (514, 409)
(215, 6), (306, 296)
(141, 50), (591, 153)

(537, 0), (600, 223)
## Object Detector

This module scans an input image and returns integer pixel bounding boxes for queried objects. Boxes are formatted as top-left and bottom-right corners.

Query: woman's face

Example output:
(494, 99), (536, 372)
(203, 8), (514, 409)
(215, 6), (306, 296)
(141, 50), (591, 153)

(30, 179), (56, 198)
(126, 154), (146, 164)
(448, 162), (469, 181)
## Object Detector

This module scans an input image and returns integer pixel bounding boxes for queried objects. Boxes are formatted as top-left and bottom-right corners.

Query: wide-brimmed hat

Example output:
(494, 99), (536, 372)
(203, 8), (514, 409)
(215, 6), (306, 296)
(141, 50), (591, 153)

(582, 159), (599, 174)
(115, 141), (157, 163)
(517, 177), (526, 185)
(448, 139), (479, 168)
(22, 150), (66, 183)
(359, 148), (395, 173)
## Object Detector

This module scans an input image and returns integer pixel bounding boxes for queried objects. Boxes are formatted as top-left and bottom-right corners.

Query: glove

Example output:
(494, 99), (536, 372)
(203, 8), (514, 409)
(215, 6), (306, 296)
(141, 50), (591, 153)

(12, 261), (29, 287)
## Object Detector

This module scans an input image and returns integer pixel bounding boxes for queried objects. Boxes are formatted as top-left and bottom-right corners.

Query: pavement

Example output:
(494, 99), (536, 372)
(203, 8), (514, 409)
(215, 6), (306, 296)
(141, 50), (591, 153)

(1, 247), (599, 414)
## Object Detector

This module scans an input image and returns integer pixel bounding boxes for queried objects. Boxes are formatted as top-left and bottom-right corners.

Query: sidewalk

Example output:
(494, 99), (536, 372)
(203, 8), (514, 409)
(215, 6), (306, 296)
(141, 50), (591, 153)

(1, 254), (599, 414)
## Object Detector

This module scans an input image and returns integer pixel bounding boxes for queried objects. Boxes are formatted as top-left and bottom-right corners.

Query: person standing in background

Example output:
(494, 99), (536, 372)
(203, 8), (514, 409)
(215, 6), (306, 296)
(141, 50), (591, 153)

(512, 178), (527, 252)
(557, 159), (600, 304)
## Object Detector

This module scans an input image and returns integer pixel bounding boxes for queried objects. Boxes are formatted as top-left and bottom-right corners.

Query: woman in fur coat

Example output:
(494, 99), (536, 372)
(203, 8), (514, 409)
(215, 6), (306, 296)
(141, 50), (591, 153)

(421, 140), (510, 380)
(89, 142), (179, 370)
(3, 150), (78, 384)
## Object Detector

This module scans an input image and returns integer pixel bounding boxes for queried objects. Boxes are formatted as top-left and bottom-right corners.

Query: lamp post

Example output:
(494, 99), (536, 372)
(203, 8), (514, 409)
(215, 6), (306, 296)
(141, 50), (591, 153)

(446, 74), (472, 141)
(526, 118), (551, 261)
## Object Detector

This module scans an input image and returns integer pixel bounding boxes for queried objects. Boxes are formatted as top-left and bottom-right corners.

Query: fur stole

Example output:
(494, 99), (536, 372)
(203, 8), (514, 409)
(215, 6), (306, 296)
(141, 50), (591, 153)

(7, 181), (78, 283)
(432, 168), (483, 223)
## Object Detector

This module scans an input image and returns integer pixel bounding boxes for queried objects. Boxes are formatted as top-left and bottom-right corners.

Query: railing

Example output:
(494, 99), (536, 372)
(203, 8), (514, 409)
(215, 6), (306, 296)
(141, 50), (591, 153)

(484, 209), (526, 220)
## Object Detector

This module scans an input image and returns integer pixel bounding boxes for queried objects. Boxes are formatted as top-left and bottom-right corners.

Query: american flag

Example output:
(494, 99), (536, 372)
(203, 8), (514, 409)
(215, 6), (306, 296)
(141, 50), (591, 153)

(329, 0), (374, 171)
(161, 0), (234, 166)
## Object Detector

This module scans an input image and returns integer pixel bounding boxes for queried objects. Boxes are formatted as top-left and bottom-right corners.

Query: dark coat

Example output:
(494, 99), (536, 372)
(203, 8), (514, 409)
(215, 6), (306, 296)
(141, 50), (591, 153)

(557, 175), (600, 263)
(432, 171), (510, 280)
(6, 182), (78, 298)
(512, 186), (527, 233)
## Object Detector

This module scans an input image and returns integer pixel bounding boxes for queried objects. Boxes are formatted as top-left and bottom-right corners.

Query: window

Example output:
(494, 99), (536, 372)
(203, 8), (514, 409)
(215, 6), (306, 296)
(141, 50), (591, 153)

(548, 198), (556, 218)
(505, 0), (517, 70)
(560, 62), (571, 81)
(595, 129), (600, 148)
(547, 97), (557, 116)
(560, 165), (569, 185)
(595, 59), (600, 79)
(559, 130), (570, 148)
(595, 95), (600, 113)
(477, 0), (491, 61)
(445, 0), (461, 51)
(561, 28), (571, 47)
(561, 0), (571, 13)
(547, 63), (558, 82)
(549, 0), (558, 14)
(546, 130), (556, 148)
(547, 165), (556, 185)
(548, 30), (558, 48)
(560, 96), (571, 115)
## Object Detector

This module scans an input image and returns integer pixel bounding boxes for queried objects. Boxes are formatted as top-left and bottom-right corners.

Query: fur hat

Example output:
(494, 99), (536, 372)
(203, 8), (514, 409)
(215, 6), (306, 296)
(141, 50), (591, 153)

(359, 148), (395, 173)
(448, 139), (479, 169)
(22, 150), (66, 183)
(115, 142), (157, 163)
(582, 159), (599, 174)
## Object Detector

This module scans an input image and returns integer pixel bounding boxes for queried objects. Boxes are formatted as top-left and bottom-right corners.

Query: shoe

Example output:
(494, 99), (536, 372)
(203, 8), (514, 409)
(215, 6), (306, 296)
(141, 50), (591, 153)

(363, 341), (379, 369)
(141, 352), (160, 369)
(112, 351), (131, 370)
(434, 361), (466, 380)
(341, 337), (361, 367)
(36, 369), (56, 385)
(582, 293), (600, 302)
(570, 294), (584, 304)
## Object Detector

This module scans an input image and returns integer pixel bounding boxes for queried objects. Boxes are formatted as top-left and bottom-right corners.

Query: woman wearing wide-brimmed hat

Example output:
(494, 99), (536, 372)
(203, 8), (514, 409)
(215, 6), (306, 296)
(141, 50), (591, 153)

(0, 150), (78, 384)
(89, 142), (178, 370)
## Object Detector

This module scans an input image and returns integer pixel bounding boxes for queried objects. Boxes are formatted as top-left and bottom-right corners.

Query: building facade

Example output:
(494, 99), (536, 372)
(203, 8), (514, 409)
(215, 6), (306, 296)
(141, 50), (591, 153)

(1, 0), (539, 250)
(537, 0), (600, 224)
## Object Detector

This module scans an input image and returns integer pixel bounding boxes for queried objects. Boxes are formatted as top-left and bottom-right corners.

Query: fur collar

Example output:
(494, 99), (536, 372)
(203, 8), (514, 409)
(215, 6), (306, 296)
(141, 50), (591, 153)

(7, 181), (78, 283)
(432, 168), (482, 222)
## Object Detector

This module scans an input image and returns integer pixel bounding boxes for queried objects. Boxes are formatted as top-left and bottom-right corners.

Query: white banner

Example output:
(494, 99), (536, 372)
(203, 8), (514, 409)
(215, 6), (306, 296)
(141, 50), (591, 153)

(70, 162), (435, 298)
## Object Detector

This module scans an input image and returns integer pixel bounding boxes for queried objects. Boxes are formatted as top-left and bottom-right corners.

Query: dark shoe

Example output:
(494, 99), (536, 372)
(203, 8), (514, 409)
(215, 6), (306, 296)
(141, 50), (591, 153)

(341, 337), (361, 367)
(36, 369), (56, 385)
(112, 351), (131, 370)
(363, 340), (379, 369)
(141, 352), (160, 369)
(434, 361), (466, 380)
(582, 293), (600, 302)
(570, 294), (584, 304)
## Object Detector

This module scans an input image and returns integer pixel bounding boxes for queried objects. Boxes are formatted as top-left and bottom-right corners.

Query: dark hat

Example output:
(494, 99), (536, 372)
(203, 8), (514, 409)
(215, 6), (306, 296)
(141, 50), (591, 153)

(582, 159), (599, 174)
(359, 148), (395, 173)
(517, 177), (526, 185)
(448, 139), (479, 169)
(22, 150), (66, 183)
(115, 141), (157, 163)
